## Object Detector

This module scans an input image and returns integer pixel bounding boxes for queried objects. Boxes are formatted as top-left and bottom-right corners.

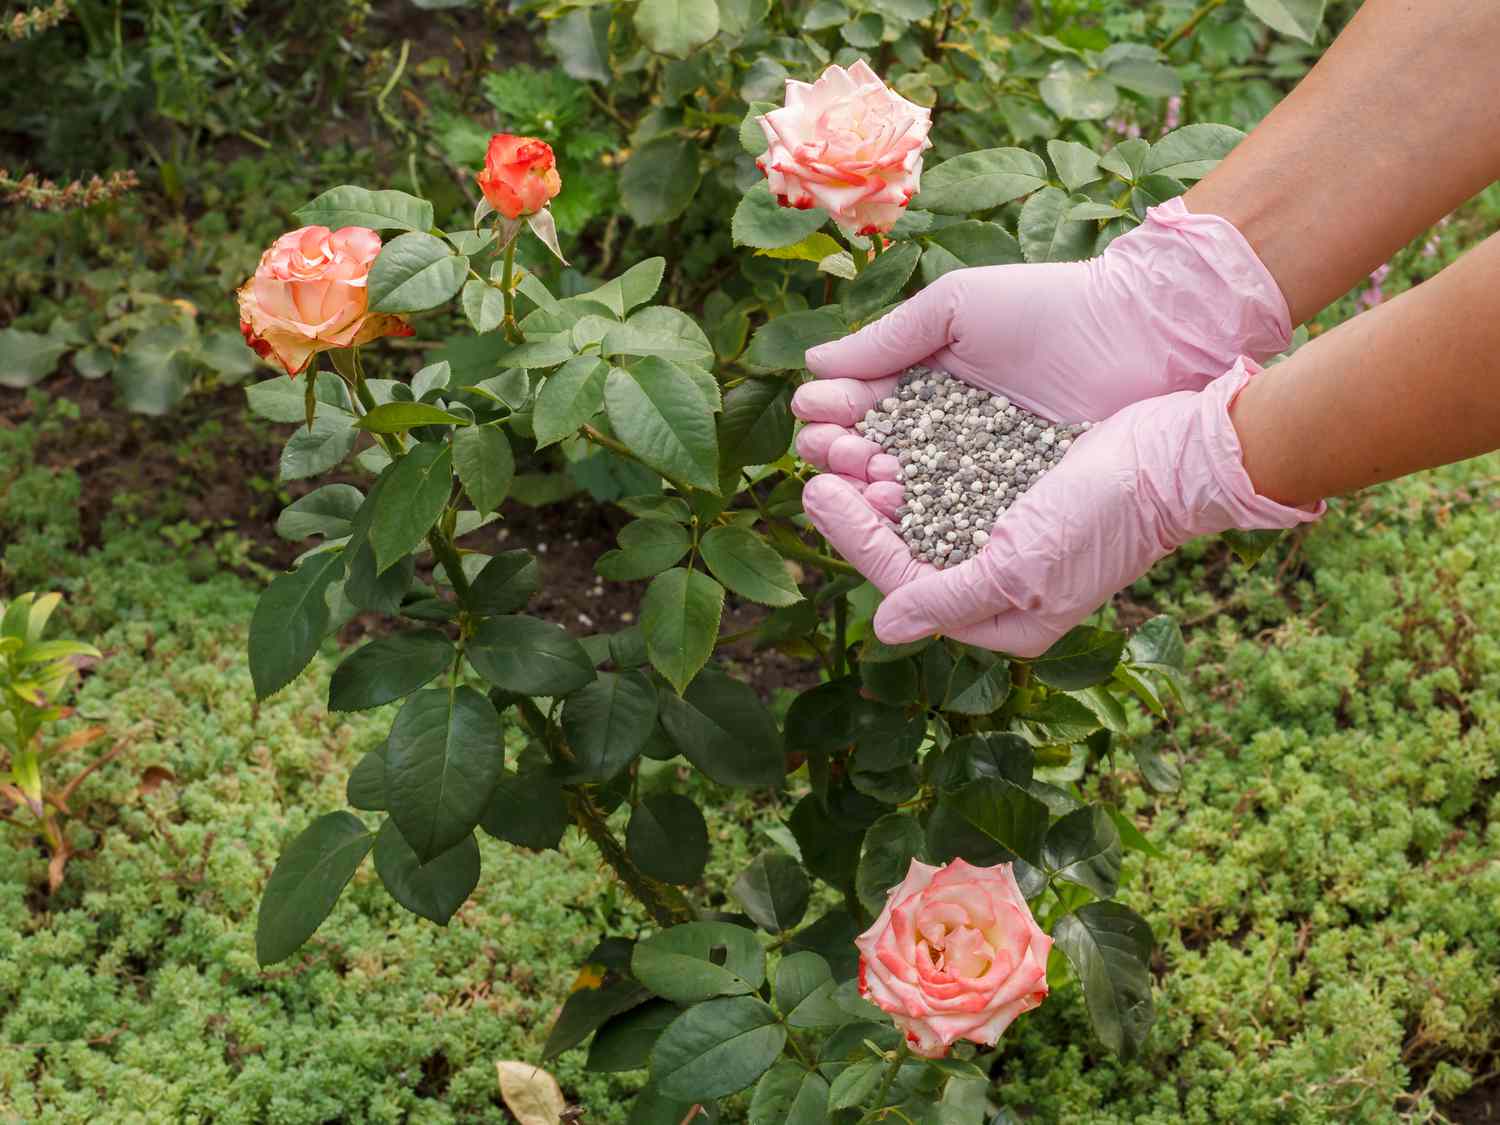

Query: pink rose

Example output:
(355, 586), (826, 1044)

(756, 59), (932, 236)
(855, 858), (1051, 1058)
(477, 134), (563, 220)
(236, 226), (412, 377)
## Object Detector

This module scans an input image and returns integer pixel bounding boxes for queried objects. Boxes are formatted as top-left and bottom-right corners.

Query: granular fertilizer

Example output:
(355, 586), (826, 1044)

(855, 365), (1090, 567)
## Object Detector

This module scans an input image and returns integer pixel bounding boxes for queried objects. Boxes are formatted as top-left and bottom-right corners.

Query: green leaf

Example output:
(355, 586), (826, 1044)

(787, 794), (864, 886)
(732, 182), (831, 250)
(329, 629), (453, 712)
(1099, 137), (1151, 180)
(1143, 124), (1245, 180)
(255, 811), (374, 966)
(756, 231), (844, 264)
(563, 671), (659, 781)
(699, 526), (801, 607)
(461, 279), (505, 335)
(829, 1060), (886, 1110)
(1128, 615), (1186, 683)
(1039, 58), (1119, 121)
(750, 1060), (831, 1125)
(546, 6), (611, 83)
(0, 325), (70, 388)
(604, 360), (719, 492)
(114, 325), (195, 414)
(627, 793), (709, 885)
(843, 242), (922, 323)
(1047, 139), (1103, 193)
(733, 849), (811, 933)
(652, 996), (785, 1100)
(657, 666), (784, 787)
(385, 686), (505, 863)
(373, 820), (480, 925)
(533, 357), (608, 448)
(1052, 902), (1156, 1058)
(1105, 57), (1183, 98)
(452, 424), (514, 513)
(926, 777), (1049, 867)
(631, 921), (766, 1003)
(347, 742), (388, 810)
(355, 402), (468, 434)
(1129, 741), (1181, 793)
(943, 652), (1011, 715)
(614, 306), (716, 369)
(276, 483), (364, 540)
(1243, 0), (1325, 42)
(634, 0), (719, 56)
(914, 147), (1048, 213)
(480, 769), (568, 850)
(468, 615), (597, 696)
(856, 813), (925, 917)
(596, 519), (692, 581)
(621, 137), (702, 226)
(278, 411), (358, 482)
(371, 442), (453, 574)
(1067, 200), (1130, 221)
(1043, 806), (1123, 898)
(293, 185), (433, 233)
(587, 1000), (682, 1072)
(1019, 186), (1096, 264)
(925, 220), (1024, 268)
(1223, 527), (1282, 567)
(739, 100), (776, 156)
(582, 258), (666, 319)
(783, 676), (862, 755)
(469, 550), (540, 615)
(246, 372), (347, 423)
(368, 232), (468, 314)
(744, 309), (846, 372)
(718, 378), (794, 468)
(248, 551), (344, 700)
(773, 951), (833, 1017)
(1031, 625), (1127, 690)
(345, 545), (412, 615)
(640, 568), (724, 695)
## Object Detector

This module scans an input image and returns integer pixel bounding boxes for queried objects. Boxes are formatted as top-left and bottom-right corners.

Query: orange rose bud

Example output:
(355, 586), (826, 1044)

(476, 134), (562, 220)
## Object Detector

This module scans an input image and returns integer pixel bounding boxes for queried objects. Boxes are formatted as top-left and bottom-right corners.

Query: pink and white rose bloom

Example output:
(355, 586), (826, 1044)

(756, 59), (932, 235)
(855, 858), (1051, 1058)
(237, 225), (413, 377)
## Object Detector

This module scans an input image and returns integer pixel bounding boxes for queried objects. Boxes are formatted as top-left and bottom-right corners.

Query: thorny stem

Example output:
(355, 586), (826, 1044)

(1160, 0), (1227, 52)
(566, 788), (695, 928)
(858, 1042), (910, 1123)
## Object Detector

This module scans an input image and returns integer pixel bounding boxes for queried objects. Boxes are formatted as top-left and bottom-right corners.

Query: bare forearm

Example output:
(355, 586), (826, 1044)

(1185, 0), (1500, 324)
(1232, 233), (1500, 507)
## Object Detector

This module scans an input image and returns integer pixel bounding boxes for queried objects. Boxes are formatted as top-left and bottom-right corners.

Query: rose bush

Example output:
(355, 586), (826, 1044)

(856, 859), (1051, 1059)
(230, 14), (1317, 1114)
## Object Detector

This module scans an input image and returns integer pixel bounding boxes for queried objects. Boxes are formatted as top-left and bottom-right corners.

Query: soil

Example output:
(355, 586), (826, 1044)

(0, 373), (818, 694)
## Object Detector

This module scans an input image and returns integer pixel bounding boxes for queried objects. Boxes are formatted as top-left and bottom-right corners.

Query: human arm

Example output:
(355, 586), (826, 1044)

(809, 230), (1500, 653)
(796, 0), (1500, 470)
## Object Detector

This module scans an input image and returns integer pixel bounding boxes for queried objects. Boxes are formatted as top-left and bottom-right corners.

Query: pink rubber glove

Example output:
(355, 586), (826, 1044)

(801, 360), (1323, 657)
(792, 199), (1291, 496)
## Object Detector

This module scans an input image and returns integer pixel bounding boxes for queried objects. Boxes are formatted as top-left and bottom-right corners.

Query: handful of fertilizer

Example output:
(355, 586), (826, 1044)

(855, 365), (1090, 568)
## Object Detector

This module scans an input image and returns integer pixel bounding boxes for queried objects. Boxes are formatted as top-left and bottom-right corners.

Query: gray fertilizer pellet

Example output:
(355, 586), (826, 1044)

(863, 366), (1089, 568)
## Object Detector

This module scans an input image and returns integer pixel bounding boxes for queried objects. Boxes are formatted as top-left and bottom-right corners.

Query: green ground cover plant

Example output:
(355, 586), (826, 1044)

(2, 413), (1498, 1122)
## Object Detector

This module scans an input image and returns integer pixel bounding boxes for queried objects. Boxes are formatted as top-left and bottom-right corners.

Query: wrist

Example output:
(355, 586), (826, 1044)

(1103, 198), (1293, 390)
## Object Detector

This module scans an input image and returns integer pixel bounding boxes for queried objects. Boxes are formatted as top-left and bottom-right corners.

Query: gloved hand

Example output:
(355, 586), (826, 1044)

(800, 360), (1323, 657)
(793, 198), (1291, 489)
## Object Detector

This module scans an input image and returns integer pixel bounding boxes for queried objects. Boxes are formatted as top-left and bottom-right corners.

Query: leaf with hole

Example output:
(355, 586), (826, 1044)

(631, 920), (766, 1003)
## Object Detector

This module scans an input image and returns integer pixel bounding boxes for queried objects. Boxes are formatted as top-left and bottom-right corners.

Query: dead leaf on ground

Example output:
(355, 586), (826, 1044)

(496, 1059), (567, 1125)
(138, 766), (176, 797)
